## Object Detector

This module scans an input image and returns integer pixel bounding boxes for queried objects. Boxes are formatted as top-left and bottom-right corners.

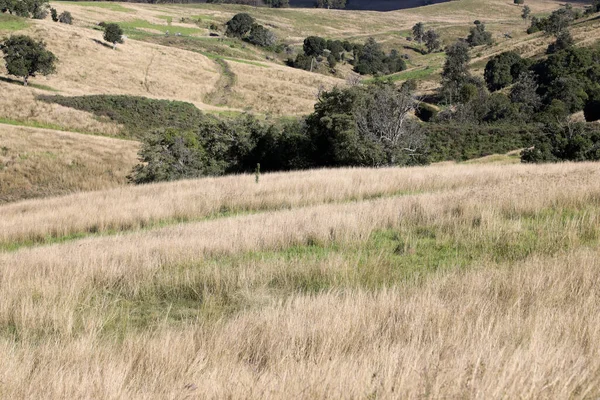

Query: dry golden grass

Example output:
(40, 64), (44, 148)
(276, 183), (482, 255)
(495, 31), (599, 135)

(0, 81), (122, 135)
(2, 19), (223, 110)
(0, 124), (138, 203)
(1, 161), (600, 398)
(228, 62), (343, 114)
(1, 161), (592, 247)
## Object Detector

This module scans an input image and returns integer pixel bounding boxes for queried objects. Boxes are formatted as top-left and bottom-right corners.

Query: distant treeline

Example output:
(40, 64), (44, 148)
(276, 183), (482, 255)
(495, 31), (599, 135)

(58, 0), (449, 11)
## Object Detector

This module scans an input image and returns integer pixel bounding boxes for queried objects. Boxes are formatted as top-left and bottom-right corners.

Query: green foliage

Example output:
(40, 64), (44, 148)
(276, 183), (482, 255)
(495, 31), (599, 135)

(50, 7), (57, 21)
(130, 129), (209, 184)
(510, 71), (542, 117)
(103, 23), (123, 47)
(264, 0), (289, 7)
(440, 41), (471, 103)
(38, 95), (209, 139)
(1, 35), (56, 85)
(326, 39), (344, 61)
(315, 0), (346, 8)
(306, 84), (427, 167)
(58, 10), (72, 24)
(427, 123), (541, 162)
(246, 24), (276, 47)
(467, 22), (492, 47)
(225, 13), (254, 38)
(546, 29), (573, 54)
(484, 51), (527, 91)
(412, 22), (425, 43)
(303, 35), (327, 57)
(354, 37), (406, 76)
(423, 29), (441, 53)
(1, 0), (49, 18)
(544, 7), (575, 36)
(288, 53), (314, 71)
(521, 123), (600, 163)
(514, 0), (524, 4)
(522, 5), (531, 19)
(531, 46), (600, 114)
(327, 53), (337, 69)
(587, 0), (600, 14)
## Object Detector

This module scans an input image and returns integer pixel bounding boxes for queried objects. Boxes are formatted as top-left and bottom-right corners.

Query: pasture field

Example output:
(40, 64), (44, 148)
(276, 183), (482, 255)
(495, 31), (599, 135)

(1, 162), (600, 397)
(1, 0), (595, 119)
(1, 0), (600, 397)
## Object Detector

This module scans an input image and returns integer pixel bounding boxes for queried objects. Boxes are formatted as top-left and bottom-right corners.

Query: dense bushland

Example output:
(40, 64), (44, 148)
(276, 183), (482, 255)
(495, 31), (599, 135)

(38, 95), (208, 139)
(289, 36), (406, 75)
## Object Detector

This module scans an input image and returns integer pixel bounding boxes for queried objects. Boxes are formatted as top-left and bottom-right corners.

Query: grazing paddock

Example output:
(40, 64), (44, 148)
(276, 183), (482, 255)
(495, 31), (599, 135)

(1, 162), (600, 398)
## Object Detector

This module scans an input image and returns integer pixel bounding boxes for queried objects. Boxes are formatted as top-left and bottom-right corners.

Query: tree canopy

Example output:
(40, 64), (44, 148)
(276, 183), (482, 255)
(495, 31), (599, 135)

(1, 35), (57, 85)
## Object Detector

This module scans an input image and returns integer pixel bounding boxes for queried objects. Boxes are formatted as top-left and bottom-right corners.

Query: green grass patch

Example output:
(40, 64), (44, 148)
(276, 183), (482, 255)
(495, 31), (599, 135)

(69, 203), (600, 337)
(135, 34), (269, 67)
(55, 1), (135, 13)
(116, 19), (203, 36)
(0, 14), (29, 31)
(364, 66), (439, 83)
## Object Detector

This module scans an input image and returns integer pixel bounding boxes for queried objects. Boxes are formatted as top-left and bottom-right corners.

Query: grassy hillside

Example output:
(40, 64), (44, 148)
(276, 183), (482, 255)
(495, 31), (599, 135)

(0, 125), (138, 203)
(1, 162), (600, 397)
(2, 0), (594, 119)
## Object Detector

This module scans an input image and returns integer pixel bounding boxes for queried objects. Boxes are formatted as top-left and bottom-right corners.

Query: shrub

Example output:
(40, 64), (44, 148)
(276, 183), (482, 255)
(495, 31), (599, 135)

(521, 123), (600, 163)
(38, 95), (210, 139)
(467, 22), (493, 47)
(246, 24), (276, 47)
(58, 11), (72, 25)
(103, 23), (123, 49)
(225, 13), (254, 38)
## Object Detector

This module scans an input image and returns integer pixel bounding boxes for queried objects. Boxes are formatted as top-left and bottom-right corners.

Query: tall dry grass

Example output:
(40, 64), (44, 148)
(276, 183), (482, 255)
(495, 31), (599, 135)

(0, 124), (138, 203)
(1, 239), (599, 397)
(0, 161), (599, 398)
(2, 162), (598, 247)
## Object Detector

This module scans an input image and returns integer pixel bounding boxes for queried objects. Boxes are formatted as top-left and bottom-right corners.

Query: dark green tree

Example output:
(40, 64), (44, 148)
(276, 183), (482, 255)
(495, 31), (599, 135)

(544, 7), (574, 36)
(303, 36), (327, 57)
(522, 5), (531, 19)
(412, 22), (425, 43)
(1, 35), (57, 86)
(247, 24), (276, 47)
(440, 41), (471, 103)
(483, 51), (525, 91)
(511, 71), (542, 117)
(225, 13), (254, 38)
(103, 23), (123, 49)
(424, 29), (441, 53)
(467, 22), (493, 47)
(546, 29), (573, 54)
(50, 7), (57, 21)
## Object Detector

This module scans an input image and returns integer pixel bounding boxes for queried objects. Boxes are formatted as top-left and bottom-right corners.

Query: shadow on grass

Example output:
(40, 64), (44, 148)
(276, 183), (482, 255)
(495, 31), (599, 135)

(92, 38), (116, 50)
(0, 76), (58, 92)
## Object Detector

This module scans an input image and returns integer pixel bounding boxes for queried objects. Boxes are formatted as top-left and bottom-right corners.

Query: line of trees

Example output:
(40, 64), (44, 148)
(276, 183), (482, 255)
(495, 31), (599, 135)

(289, 35), (407, 76)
